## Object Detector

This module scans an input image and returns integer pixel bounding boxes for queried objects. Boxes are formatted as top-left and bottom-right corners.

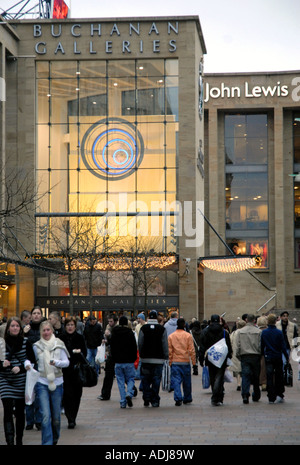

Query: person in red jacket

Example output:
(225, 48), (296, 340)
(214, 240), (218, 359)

(168, 318), (196, 406)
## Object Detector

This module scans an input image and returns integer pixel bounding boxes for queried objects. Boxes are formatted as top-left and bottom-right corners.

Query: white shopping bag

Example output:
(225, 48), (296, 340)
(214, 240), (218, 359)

(25, 367), (40, 405)
(207, 337), (228, 368)
(95, 343), (106, 365)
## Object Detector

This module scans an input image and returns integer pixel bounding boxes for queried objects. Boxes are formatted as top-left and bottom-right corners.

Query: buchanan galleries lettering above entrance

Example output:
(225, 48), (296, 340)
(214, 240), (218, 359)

(36, 295), (179, 310)
(33, 21), (179, 55)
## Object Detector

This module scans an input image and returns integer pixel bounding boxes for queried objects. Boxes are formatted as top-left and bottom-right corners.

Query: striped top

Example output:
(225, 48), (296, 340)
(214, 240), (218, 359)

(0, 337), (35, 400)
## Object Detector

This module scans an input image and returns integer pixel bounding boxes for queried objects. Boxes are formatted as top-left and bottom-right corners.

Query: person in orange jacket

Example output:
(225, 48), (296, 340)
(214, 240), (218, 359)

(168, 318), (196, 406)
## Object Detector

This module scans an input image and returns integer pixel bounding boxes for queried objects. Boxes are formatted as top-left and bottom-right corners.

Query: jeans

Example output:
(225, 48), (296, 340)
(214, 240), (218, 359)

(140, 363), (163, 406)
(208, 362), (226, 404)
(35, 382), (63, 445)
(171, 364), (192, 403)
(240, 354), (261, 401)
(114, 363), (136, 407)
(25, 391), (43, 426)
(87, 348), (99, 375)
(265, 358), (285, 402)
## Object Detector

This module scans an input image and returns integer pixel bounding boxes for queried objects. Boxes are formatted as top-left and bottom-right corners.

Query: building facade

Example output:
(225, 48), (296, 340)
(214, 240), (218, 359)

(0, 16), (206, 322)
(203, 71), (300, 322)
(0, 16), (299, 325)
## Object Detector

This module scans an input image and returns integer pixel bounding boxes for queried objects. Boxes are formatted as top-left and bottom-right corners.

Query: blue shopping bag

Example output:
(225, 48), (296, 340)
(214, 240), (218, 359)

(202, 365), (210, 389)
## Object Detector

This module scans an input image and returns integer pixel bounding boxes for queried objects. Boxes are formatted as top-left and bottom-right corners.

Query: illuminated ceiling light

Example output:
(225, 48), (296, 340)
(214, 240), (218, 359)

(199, 255), (258, 273)
(0, 285), (9, 291)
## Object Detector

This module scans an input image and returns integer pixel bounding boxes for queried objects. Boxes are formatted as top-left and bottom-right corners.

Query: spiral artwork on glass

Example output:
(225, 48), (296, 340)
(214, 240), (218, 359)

(80, 118), (144, 180)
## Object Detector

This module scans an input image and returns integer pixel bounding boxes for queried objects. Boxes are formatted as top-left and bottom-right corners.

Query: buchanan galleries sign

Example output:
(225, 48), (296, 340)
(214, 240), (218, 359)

(33, 21), (179, 55)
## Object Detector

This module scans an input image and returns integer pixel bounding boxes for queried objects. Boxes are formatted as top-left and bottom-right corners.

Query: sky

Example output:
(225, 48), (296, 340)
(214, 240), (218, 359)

(1, 0), (300, 73)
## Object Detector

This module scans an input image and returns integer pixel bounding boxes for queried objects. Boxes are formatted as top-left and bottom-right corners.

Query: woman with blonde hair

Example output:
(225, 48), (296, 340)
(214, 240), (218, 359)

(230, 319), (246, 391)
(33, 320), (69, 445)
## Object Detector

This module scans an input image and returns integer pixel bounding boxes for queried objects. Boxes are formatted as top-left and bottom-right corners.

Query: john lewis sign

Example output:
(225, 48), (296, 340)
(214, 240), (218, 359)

(204, 78), (300, 102)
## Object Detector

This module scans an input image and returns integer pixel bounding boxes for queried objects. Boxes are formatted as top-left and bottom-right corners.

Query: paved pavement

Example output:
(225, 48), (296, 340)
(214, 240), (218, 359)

(1, 361), (300, 447)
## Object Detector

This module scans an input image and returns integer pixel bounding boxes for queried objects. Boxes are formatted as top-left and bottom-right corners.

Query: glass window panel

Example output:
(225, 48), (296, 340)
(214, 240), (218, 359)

(294, 136), (300, 164)
(226, 172), (268, 230)
(49, 124), (69, 170)
(37, 125), (50, 169)
(227, 238), (268, 268)
(225, 114), (268, 165)
(36, 61), (50, 78)
(165, 77), (178, 121)
(79, 61), (106, 77)
(49, 171), (69, 212)
(165, 59), (178, 76)
(108, 60), (136, 77)
(37, 80), (50, 123)
(78, 169), (107, 194)
(50, 79), (78, 124)
(108, 77), (135, 116)
(295, 181), (300, 229)
(136, 60), (164, 77)
(36, 171), (50, 212)
(166, 169), (176, 192)
(50, 61), (77, 78)
(137, 169), (165, 192)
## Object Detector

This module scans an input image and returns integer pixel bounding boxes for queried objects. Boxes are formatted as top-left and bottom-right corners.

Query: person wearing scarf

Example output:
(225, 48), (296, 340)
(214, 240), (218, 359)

(0, 317), (36, 446)
(33, 320), (69, 445)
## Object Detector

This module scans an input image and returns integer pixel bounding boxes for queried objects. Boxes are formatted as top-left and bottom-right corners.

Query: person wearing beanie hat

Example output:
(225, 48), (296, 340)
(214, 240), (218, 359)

(138, 310), (169, 407)
(110, 316), (137, 408)
(199, 314), (232, 406)
(168, 318), (196, 406)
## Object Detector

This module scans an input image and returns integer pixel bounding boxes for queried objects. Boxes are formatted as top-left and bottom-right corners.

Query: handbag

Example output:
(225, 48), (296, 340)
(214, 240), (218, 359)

(95, 343), (106, 365)
(25, 367), (40, 405)
(202, 365), (210, 389)
(74, 354), (98, 388)
(284, 362), (293, 387)
(207, 330), (228, 368)
(161, 360), (171, 391)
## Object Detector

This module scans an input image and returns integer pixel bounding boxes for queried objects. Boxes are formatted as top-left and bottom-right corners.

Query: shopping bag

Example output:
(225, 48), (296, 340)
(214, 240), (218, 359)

(207, 332), (228, 368)
(224, 368), (233, 383)
(161, 360), (171, 391)
(202, 365), (210, 389)
(95, 343), (106, 365)
(25, 367), (40, 405)
(74, 354), (98, 387)
(284, 362), (293, 387)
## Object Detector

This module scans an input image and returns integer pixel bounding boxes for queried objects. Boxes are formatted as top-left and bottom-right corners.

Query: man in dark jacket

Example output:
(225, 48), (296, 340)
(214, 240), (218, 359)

(199, 314), (232, 406)
(138, 310), (169, 407)
(84, 316), (103, 375)
(110, 316), (137, 408)
(261, 313), (289, 404)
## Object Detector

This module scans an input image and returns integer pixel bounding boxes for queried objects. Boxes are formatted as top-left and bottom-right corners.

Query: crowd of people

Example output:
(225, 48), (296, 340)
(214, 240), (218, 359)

(0, 307), (297, 445)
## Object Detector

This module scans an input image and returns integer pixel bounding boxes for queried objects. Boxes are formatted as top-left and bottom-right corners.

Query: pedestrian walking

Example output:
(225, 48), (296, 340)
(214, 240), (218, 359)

(33, 320), (69, 445)
(61, 316), (87, 429)
(84, 316), (103, 376)
(261, 314), (289, 404)
(230, 319), (246, 391)
(0, 317), (36, 446)
(138, 310), (169, 407)
(97, 314), (118, 401)
(168, 318), (196, 406)
(110, 316), (137, 408)
(199, 314), (232, 406)
(235, 314), (262, 404)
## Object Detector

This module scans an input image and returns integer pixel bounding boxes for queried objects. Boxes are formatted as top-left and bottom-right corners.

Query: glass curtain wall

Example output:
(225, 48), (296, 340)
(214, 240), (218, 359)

(225, 114), (269, 268)
(294, 112), (300, 267)
(36, 58), (179, 296)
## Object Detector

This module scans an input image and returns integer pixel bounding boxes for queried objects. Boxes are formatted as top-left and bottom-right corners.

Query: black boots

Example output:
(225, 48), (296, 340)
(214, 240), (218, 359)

(4, 421), (15, 446)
